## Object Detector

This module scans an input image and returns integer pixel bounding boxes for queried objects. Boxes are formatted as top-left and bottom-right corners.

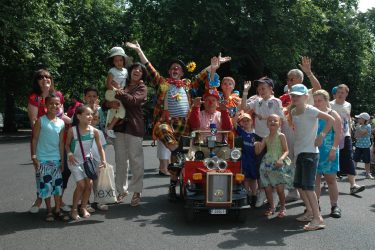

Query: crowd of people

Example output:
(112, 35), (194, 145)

(27, 43), (375, 231)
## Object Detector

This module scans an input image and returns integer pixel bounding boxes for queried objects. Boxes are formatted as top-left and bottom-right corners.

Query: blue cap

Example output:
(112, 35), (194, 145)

(289, 84), (308, 95)
(332, 86), (338, 95)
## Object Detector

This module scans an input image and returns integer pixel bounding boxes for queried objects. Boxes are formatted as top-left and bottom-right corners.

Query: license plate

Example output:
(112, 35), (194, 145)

(209, 209), (227, 215)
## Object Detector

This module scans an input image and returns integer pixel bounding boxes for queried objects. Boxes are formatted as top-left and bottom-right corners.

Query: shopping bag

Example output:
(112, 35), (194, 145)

(94, 163), (117, 204)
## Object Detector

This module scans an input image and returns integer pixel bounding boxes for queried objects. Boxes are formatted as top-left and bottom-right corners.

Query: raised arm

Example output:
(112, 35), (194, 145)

(126, 41), (149, 65)
(299, 56), (321, 93)
(241, 81), (251, 111)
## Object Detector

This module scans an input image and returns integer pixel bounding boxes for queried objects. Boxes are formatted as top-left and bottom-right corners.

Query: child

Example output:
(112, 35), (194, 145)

(65, 105), (106, 220)
(353, 112), (373, 179)
(105, 46), (128, 138)
(255, 114), (291, 218)
(233, 110), (257, 207)
(242, 77), (284, 208)
(289, 84), (334, 231)
(30, 94), (69, 221)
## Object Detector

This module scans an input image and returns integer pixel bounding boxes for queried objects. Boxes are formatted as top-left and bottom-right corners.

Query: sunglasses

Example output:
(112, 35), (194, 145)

(37, 75), (51, 80)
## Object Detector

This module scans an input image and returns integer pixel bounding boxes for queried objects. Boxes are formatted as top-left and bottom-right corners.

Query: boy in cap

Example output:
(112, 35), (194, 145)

(353, 112), (373, 179)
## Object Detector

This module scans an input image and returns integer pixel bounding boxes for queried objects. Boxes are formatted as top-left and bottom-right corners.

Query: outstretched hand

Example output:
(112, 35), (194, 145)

(193, 97), (202, 107)
(298, 56), (312, 75)
(218, 52), (231, 65)
(126, 41), (141, 52)
(243, 81), (251, 92)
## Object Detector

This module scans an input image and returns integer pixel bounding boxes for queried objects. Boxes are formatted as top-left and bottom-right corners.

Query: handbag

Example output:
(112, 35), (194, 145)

(76, 126), (98, 180)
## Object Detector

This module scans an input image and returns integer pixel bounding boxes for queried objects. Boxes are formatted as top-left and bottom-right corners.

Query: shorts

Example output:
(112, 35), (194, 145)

(293, 153), (319, 191)
(353, 147), (371, 164)
(157, 140), (171, 160)
(339, 136), (356, 175)
(37, 160), (63, 199)
(68, 163), (87, 182)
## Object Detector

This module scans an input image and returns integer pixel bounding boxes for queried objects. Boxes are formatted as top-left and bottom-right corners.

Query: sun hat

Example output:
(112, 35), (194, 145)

(355, 112), (370, 121)
(238, 113), (252, 122)
(289, 84), (308, 95)
(108, 47), (127, 58)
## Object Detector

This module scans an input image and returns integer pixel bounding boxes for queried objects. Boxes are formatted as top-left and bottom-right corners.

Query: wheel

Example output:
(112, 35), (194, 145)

(234, 210), (247, 222)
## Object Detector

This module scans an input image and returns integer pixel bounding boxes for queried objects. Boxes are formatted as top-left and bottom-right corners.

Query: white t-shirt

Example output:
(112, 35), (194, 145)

(292, 105), (320, 156)
(109, 67), (128, 88)
(92, 130), (107, 162)
(246, 96), (284, 138)
(329, 100), (351, 137)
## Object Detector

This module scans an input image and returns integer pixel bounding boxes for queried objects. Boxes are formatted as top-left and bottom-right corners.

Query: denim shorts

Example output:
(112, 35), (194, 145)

(353, 147), (371, 164)
(294, 153), (319, 191)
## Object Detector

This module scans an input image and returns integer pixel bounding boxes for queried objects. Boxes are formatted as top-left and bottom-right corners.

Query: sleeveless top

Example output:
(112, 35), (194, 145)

(69, 126), (94, 165)
(263, 132), (283, 164)
(36, 115), (65, 161)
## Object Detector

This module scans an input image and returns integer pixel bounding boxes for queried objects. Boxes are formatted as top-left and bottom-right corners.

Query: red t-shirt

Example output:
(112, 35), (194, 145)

(28, 91), (64, 118)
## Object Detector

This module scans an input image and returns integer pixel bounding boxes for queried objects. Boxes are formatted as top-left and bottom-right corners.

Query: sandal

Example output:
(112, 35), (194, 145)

(54, 210), (70, 222)
(80, 207), (91, 218)
(45, 212), (55, 222)
(130, 193), (141, 207)
(296, 213), (313, 222)
(117, 192), (128, 203)
(303, 221), (326, 231)
(264, 207), (275, 216)
(70, 208), (81, 221)
(278, 208), (286, 218)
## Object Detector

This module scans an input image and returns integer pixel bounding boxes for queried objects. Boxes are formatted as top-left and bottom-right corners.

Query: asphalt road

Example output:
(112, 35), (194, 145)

(0, 137), (375, 250)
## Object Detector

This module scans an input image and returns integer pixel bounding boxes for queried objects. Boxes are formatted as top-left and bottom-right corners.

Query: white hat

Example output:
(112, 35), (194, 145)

(283, 85), (288, 93)
(108, 47), (127, 58)
(355, 112), (370, 121)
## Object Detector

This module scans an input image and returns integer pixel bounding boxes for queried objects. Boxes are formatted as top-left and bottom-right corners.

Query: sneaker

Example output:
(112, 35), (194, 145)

(350, 185), (365, 195)
(366, 173), (374, 180)
(29, 205), (39, 214)
(61, 204), (71, 212)
(255, 191), (267, 208)
(106, 129), (116, 138)
(330, 205), (341, 218)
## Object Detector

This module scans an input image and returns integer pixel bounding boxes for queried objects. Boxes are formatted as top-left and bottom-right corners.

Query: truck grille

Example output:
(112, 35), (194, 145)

(206, 172), (233, 206)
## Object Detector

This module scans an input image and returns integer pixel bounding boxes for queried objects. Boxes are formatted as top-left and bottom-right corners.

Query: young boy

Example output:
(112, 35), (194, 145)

(330, 84), (365, 194)
(289, 84), (334, 231)
(354, 112), (373, 179)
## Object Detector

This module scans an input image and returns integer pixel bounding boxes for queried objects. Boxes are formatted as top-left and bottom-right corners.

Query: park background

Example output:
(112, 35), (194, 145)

(1, 0), (375, 132)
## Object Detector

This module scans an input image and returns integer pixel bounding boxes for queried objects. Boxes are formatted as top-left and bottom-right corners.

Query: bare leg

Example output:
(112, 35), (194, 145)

(298, 188), (312, 215)
(315, 174), (322, 200)
(71, 180), (85, 219)
(276, 184), (285, 209)
(264, 186), (274, 209)
(304, 190), (323, 224)
(80, 178), (93, 218)
(325, 174), (339, 206)
(249, 179), (258, 196)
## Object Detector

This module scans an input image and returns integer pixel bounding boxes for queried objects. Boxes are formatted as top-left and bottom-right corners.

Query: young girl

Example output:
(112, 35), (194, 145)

(31, 94), (69, 221)
(255, 114), (291, 218)
(65, 105), (106, 220)
(289, 84), (334, 231)
(105, 46), (128, 138)
(233, 110), (258, 207)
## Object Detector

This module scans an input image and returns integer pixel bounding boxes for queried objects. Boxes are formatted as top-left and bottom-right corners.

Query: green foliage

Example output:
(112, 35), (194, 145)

(1, 0), (374, 128)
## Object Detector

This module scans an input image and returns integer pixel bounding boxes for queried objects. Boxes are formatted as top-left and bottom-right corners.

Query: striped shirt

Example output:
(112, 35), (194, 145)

(167, 85), (189, 118)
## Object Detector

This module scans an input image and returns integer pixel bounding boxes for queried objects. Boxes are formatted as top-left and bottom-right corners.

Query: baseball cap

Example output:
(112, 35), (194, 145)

(355, 112), (370, 121)
(331, 86), (338, 95)
(289, 84), (308, 95)
(238, 113), (252, 122)
(254, 77), (274, 88)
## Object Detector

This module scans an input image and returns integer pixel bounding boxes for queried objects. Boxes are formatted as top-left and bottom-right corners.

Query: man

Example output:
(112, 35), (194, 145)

(126, 41), (230, 200)
(330, 84), (365, 195)
(279, 56), (322, 202)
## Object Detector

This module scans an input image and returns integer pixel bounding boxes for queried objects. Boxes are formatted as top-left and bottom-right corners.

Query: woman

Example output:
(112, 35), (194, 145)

(313, 89), (342, 218)
(27, 69), (70, 213)
(111, 62), (148, 206)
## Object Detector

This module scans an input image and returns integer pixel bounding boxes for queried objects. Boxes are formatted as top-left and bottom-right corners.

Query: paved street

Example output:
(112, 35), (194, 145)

(0, 135), (375, 250)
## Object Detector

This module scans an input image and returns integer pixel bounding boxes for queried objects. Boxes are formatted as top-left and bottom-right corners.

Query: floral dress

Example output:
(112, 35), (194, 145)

(259, 132), (293, 188)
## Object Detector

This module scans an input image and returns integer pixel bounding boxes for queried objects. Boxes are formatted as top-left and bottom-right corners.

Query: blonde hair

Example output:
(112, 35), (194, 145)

(313, 89), (331, 108)
(222, 76), (235, 86)
(337, 84), (349, 93)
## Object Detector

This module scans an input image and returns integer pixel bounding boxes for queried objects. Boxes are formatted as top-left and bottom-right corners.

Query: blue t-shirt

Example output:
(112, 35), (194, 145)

(236, 126), (256, 170)
(36, 115), (65, 161)
(356, 124), (371, 148)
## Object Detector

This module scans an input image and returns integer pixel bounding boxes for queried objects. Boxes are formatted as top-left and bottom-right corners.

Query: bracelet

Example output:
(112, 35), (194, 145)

(31, 155), (37, 159)
(331, 146), (337, 151)
(67, 152), (73, 157)
(320, 132), (326, 137)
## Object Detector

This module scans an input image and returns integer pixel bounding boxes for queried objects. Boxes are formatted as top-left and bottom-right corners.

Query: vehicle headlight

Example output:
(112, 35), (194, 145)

(230, 148), (241, 160)
(217, 159), (228, 170)
(194, 151), (205, 161)
(204, 158), (216, 170)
